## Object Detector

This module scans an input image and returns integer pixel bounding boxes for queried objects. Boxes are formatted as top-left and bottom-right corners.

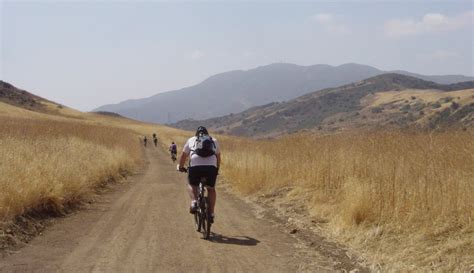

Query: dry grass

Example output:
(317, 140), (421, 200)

(218, 131), (473, 271)
(0, 116), (144, 220)
(43, 114), (471, 271)
(0, 98), (176, 224)
(3, 96), (471, 270)
(153, 124), (473, 270)
(0, 98), (188, 224)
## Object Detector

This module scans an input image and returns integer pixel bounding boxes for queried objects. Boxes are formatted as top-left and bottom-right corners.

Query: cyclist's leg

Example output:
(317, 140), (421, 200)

(205, 167), (218, 215)
(187, 183), (198, 202)
(187, 168), (200, 204)
(207, 187), (216, 214)
(187, 183), (199, 214)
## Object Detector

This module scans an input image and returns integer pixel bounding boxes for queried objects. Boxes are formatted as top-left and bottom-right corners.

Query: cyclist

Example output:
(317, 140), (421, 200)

(143, 136), (148, 147)
(153, 136), (158, 147)
(169, 142), (177, 161)
(178, 126), (220, 223)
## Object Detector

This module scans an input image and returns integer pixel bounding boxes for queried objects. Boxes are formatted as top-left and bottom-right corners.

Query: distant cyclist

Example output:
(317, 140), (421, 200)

(178, 126), (220, 223)
(153, 136), (158, 147)
(169, 142), (177, 161)
(143, 136), (148, 147)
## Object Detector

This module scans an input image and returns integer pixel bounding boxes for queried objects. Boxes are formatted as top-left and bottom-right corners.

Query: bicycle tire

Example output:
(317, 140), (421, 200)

(200, 198), (207, 238)
(202, 197), (211, 239)
(194, 212), (200, 232)
(205, 212), (211, 239)
(201, 213), (206, 237)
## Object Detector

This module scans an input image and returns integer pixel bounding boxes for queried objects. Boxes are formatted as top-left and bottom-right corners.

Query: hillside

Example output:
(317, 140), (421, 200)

(0, 81), (52, 111)
(0, 81), (84, 118)
(172, 74), (474, 136)
(94, 63), (473, 124)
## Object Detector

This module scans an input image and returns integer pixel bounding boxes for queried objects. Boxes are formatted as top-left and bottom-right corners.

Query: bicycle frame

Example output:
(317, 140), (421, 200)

(171, 152), (177, 162)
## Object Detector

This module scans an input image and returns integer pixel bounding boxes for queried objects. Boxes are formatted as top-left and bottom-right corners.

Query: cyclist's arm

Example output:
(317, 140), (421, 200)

(214, 139), (221, 169)
(178, 151), (188, 169)
(180, 139), (192, 169)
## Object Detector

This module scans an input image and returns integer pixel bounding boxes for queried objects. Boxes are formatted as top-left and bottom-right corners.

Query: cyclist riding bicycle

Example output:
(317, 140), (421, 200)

(143, 136), (148, 147)
(169, 141), (177, 155)
(178, 126), (220, 223)
(169, 142), (177, 159)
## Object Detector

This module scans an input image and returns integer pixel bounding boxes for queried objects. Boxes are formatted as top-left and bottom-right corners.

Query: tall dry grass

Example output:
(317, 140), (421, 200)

(219, 131), (473, 271)
(0, 116), (142, 220)
(223, 132), (473, 225)
(115, 123), (473, 270)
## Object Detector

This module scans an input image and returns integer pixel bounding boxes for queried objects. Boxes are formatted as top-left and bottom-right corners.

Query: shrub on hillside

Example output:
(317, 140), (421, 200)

(371, 107), (383, 113)
(431, 102), (442, 109)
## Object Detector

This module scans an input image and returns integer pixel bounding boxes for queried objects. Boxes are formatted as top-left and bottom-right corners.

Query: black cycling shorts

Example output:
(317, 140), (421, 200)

(188, 165), (218, 188)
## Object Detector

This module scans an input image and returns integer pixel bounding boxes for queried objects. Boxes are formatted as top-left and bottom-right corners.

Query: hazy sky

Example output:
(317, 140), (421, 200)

(1, 1), (473, 111)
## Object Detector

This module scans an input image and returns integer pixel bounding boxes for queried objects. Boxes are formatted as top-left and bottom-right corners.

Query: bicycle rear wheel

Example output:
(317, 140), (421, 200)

(202, 197), (211, 239)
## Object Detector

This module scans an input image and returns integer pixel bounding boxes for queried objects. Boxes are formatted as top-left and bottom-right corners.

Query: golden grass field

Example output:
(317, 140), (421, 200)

(222, 131), (473, 271)
(156, 126), (473, 271)
(1, 98), (473, 271)
(0, 101), (161, 221)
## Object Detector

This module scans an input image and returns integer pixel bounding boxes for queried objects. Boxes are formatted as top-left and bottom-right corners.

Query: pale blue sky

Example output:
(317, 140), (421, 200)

(1, 1), (473, 111)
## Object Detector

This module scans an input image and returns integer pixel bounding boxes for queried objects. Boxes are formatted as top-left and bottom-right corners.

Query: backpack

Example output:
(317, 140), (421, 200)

(192, 135), (216, 157)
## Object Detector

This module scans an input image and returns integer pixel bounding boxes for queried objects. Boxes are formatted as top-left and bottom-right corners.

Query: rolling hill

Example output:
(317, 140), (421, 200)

(0, 81), (52, 111)
(172, 74), (474, 136)
(0, 81), (136, 122)
(94, 63), (473, 124)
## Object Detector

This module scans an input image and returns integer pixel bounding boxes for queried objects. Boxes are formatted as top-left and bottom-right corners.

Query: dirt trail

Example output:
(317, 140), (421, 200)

(0, 147), (364, 273)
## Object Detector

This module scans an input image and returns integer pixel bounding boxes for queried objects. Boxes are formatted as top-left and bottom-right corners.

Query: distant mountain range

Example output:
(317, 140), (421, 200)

(172, 74), (474, 136)
(94, 63), (474, 124)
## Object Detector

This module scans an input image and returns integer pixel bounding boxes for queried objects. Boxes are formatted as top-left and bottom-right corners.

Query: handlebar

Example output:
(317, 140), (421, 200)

(176, 164), (187, 173)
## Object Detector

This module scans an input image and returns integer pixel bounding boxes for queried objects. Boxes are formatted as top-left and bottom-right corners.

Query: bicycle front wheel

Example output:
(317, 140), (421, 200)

(194, 212), (200, 232)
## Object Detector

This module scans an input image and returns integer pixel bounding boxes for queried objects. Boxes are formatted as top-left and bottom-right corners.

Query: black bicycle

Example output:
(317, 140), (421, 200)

(178, 167), (212, 239)
(194, 177), (212, 239)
